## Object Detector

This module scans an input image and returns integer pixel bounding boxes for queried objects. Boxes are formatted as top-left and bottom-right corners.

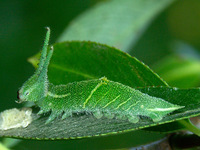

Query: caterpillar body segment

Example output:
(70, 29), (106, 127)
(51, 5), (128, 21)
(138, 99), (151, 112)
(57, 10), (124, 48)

(36, 77), (183, 124)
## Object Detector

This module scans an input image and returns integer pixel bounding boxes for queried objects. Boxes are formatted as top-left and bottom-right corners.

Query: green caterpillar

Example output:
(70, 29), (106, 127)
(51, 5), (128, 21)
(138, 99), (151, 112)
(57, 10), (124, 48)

(17, 28), (184, 124)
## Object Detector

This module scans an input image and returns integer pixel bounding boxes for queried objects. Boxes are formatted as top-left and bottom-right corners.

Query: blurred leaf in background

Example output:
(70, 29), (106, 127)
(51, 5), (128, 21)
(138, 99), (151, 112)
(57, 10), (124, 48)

(152, 42), (200, 88)
(58, 0), (175, 52)
(151, 0), (200, 88)
(167, 0), (200, 49)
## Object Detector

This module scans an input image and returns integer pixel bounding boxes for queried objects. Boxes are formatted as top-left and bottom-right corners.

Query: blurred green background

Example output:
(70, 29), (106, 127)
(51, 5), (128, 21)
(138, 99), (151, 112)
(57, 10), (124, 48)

(1, 0), (200, 149)
(0, 0), (96, 111)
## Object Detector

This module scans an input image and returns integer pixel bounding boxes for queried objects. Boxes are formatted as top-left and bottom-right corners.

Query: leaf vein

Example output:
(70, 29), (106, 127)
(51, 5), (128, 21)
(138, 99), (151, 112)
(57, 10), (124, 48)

(51, 64), (96, 79)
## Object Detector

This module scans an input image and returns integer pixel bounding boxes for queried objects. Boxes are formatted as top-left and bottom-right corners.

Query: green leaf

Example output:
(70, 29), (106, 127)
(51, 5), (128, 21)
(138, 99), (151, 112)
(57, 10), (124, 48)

(57, 0), (175, 52)
(1, 41), (199, 139)
(28, 41), (167, 87)
(0, 86), (200, 139)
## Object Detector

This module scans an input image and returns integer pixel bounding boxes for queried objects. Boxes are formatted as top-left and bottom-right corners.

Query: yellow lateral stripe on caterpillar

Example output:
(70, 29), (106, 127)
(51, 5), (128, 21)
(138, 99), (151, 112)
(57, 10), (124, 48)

(103, 95), (120, 108)
(147, 106), (185, 112)
(83, 77), (109, 108)
(47, 91), (71, 98)
(115, 96), (132, 110)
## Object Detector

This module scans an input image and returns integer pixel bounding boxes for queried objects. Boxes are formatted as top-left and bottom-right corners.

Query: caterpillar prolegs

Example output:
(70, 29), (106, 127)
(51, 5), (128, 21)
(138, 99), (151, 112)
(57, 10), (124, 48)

(17, 28), (184, 124)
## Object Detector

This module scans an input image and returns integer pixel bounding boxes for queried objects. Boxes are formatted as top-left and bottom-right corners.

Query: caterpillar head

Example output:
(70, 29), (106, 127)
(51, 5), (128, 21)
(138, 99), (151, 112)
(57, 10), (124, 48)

(17, 28), (53, 103)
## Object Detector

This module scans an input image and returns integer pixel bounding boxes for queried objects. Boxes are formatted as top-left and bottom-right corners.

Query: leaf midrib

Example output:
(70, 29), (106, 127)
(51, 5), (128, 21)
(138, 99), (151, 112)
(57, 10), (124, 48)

(50, 63), (96, 79)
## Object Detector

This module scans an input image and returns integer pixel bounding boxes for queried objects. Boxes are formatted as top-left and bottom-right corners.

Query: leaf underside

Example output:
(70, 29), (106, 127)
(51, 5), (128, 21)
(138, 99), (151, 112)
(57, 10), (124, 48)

(1, 87), (200, 140)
